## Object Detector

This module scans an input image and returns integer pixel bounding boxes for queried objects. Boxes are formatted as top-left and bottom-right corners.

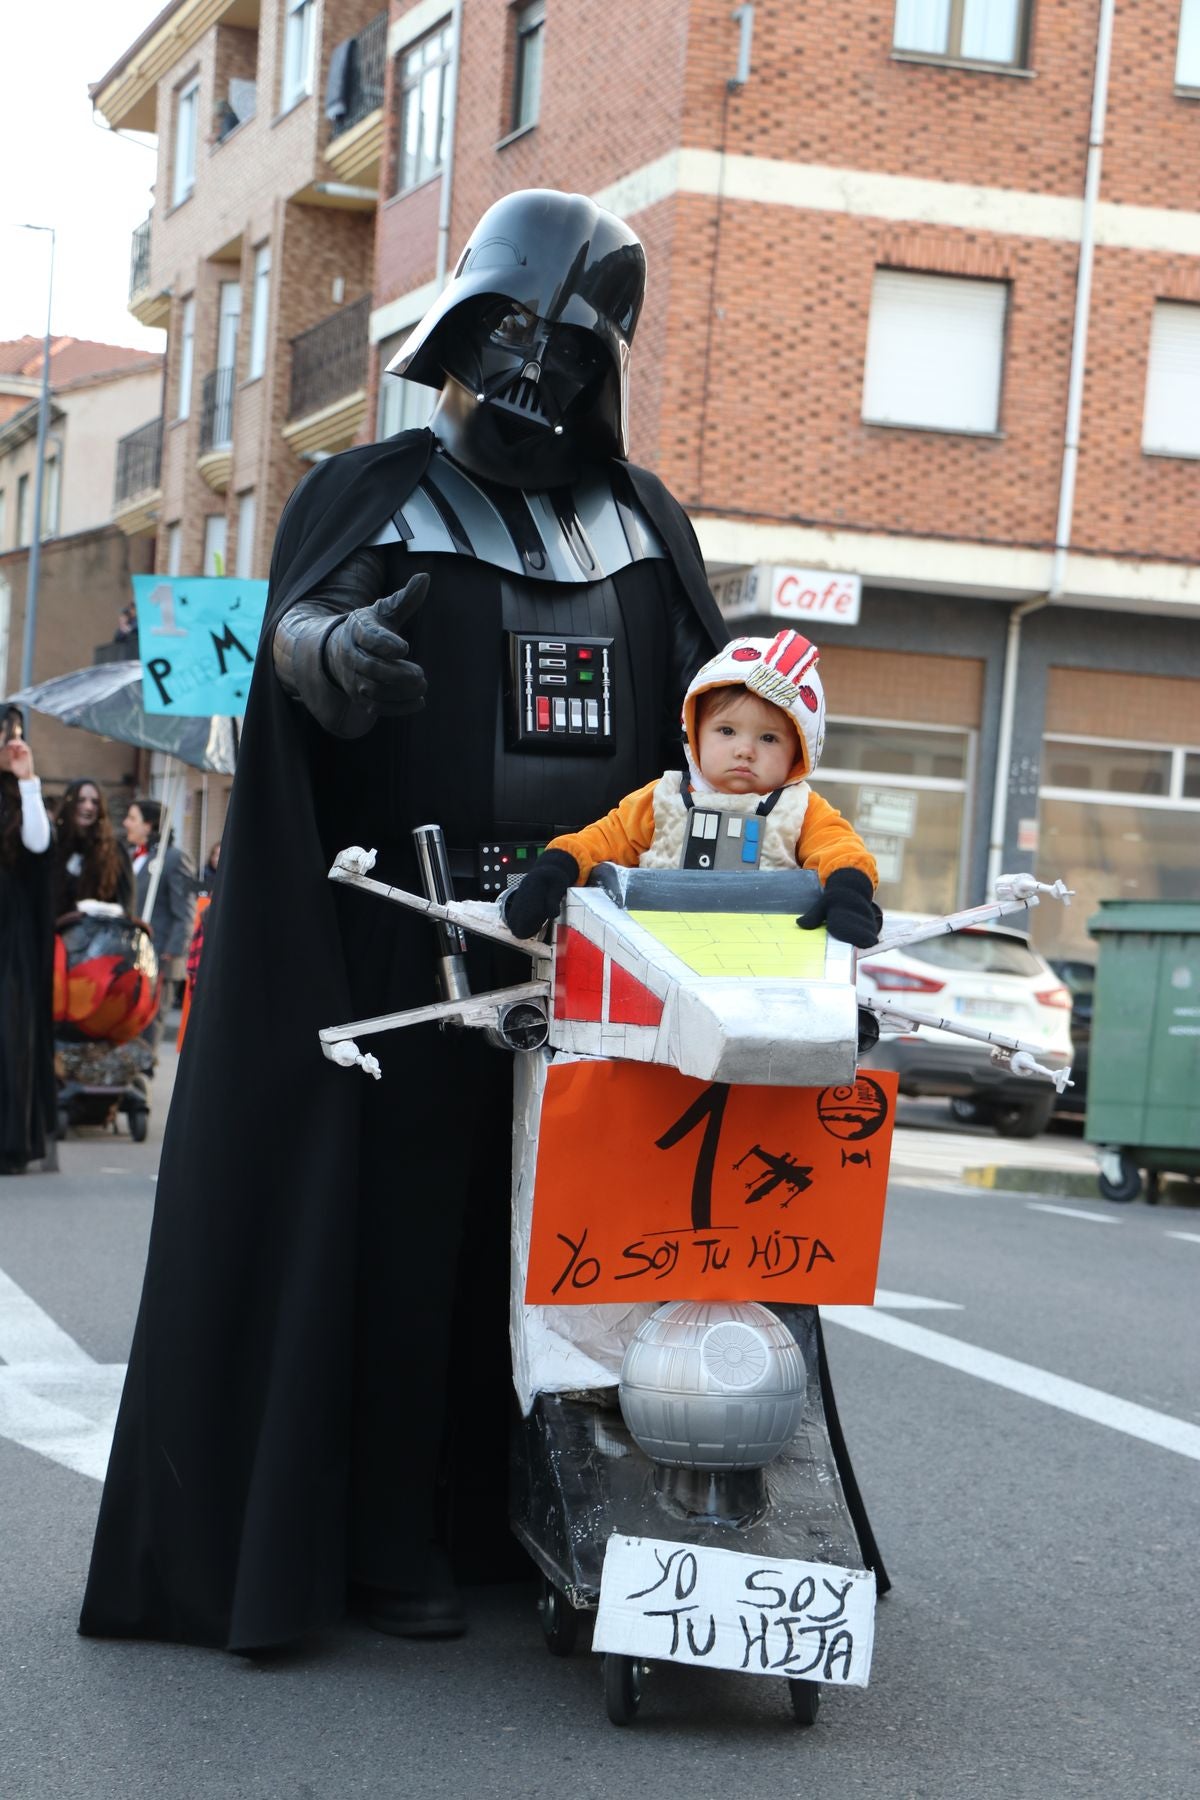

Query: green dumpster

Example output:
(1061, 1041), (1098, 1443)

(1086, 900), (1200, 1202)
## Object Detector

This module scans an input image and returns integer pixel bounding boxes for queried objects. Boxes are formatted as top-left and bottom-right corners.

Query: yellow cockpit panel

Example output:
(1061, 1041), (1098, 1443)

(627, 912), (831, 979)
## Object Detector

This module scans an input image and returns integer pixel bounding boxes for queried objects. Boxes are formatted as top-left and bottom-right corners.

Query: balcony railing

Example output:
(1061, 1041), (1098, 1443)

(327, 12), (387, 140)
(199, 367), (236, 453)
(288, 296), (370, 420)
(114, 416), (163, 505)
(129, 216), (152, 300)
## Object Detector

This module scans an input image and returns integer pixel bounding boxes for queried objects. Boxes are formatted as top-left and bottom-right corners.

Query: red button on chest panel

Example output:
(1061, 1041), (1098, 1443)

(607, 961), (665, 1028)
(552, 926), (605, 1021)
(535, 696), (551, 731)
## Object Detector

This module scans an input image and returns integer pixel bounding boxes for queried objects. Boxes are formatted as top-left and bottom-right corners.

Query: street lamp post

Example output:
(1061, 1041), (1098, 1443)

(17, 222), (56, 695)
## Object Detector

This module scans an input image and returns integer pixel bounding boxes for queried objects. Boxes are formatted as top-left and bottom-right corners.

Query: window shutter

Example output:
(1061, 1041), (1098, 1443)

(1142, 303), (1200, 456)
(862, 270), (1007, 433)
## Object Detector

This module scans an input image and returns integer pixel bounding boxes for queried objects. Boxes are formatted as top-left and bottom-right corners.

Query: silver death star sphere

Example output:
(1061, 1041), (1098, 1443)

(618, 1301), (807, 1471)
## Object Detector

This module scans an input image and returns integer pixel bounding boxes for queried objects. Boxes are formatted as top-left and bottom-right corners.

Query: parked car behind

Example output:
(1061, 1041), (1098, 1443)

(858, 920), (1074, 1138)
(1046, 955), (1094, 1122)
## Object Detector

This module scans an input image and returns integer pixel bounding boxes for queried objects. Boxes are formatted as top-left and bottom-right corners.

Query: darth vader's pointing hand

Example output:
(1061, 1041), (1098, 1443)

(323, 573), (429, 717)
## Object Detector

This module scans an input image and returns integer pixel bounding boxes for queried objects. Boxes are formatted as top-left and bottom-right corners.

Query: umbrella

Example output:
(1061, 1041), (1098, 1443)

(5, 660), (237, 774)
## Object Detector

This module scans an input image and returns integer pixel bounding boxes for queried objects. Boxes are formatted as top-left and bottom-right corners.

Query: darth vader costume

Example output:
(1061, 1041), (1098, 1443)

(80, 190), (883, 1653)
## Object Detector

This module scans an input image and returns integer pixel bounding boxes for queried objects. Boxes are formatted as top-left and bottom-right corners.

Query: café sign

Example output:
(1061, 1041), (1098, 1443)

(711, 564), (862, 627)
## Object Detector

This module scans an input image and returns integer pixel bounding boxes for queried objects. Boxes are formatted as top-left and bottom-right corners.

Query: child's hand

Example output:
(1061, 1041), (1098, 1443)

(796, 867), (881, 949)
(501, 851), (579, 938)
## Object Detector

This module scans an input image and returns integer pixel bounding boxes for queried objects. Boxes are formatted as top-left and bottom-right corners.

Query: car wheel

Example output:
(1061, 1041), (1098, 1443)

(993, 1095), (1056, 1139)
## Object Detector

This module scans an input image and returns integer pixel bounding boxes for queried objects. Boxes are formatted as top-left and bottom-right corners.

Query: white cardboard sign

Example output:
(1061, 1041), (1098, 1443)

(593, 1534), (876, 1686)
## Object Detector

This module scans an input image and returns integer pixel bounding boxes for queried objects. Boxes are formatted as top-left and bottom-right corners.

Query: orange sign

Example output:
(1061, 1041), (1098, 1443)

(526, 1062), (897, 1306)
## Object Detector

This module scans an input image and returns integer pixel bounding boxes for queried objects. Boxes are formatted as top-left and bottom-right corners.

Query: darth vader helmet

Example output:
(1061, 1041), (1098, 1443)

(385, 189), (646, 485)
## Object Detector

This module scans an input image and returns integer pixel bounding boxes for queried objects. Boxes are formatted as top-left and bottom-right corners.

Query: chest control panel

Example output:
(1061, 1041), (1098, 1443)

(682, 810), (766, 871)
(477, 841), (548, 897)
(506, 632), (615, 754)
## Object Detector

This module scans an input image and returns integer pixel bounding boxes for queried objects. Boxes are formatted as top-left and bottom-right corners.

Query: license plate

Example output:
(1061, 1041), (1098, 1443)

(956, 996), (1021, 1019)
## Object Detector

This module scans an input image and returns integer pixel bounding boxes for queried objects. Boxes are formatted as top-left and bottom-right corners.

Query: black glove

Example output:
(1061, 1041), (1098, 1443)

(502, 851), (579, 939)
(796, 866), (882, 949)
(322, 573), (429, 717)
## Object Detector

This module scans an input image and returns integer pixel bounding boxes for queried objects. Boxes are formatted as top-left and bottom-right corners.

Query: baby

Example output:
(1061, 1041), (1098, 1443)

(503, 629), (880, 947)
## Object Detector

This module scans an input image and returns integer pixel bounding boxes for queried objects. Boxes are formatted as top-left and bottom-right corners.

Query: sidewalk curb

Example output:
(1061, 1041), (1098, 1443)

(962, 1165), (1102, 1198)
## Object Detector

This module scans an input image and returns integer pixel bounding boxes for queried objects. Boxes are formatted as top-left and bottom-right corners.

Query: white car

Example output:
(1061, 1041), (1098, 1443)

(857, 918), (1074, 1138)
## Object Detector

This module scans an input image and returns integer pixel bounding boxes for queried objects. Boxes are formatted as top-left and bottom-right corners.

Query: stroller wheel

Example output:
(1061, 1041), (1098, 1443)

(538, 1575), (579, 1657)
(787, 1679), (821, 1727)
(603, 1654), (643, 1726)
(129, 1107), (149, 1144)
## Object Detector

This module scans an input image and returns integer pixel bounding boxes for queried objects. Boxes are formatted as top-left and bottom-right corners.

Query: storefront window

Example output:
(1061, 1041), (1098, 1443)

(820, 720), (972, 917)
(1035, 734), (1200, 958)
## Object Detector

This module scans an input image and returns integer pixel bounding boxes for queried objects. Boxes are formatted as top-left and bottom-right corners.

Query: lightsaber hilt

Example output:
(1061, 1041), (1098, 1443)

(412, 824), (472, 1004)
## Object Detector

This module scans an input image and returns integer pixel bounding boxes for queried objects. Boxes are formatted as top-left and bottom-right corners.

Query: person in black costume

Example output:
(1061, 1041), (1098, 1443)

(0, 721), (56, 1175)
(80, 189), (883, 1655)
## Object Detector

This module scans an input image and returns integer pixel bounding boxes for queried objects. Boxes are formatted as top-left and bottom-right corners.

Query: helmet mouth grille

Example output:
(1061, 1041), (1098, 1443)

(493, 374), (548, 421)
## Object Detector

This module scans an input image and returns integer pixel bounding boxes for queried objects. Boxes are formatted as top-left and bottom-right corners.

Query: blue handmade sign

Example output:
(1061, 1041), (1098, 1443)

(133, 576), (269, 717)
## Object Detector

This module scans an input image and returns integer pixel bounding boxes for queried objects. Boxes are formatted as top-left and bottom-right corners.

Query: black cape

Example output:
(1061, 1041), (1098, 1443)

(79, 432), (734, 1649)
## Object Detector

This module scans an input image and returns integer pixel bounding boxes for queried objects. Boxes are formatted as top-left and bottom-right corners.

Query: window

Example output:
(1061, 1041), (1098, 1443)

(235, 491), (257, 578)
(42, 455), (60, 538)
(893, 0), (1028, 67)
(203, 513), (228, 576)
(1036, 733), (1200, 958)
(16, 473), (30, 547)
(818, 719), (974, 914)
(1142, 302), (1200, 457)
(217, 281), (242, 376)
(166, 522), (183, 576)
(395, 21), (452, 194)
(172, 77), (200, 206)
(862, 269), (1007, 434)
(282, 0), (316, 110)
(376, 332), (438, 437)
(511, 0), (545, 132)
(248, 245), (271, 381)
(1177, 0), (1200, 87)
(177, 296), (196, 421)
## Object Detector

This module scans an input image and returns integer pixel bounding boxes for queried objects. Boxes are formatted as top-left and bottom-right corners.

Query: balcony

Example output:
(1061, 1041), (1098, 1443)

(197, 367), (235, 491)
(113, 416), (163, 536)
(127, 215), (169, 330)
(323, 12), (386, 187)
(283, 297), (369, 455)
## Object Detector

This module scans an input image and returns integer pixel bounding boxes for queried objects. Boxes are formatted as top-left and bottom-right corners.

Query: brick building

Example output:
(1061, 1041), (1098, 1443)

(94, 1), (1200, 955)
(369, 0), (1200, 957)
(91, 0), (390, 850)
(0, 338), (161, 802)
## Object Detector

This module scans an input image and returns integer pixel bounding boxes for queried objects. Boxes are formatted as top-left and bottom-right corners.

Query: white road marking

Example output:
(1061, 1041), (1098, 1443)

(823, 1307), (1200, 1463)
(873, 1289), (964, 1310)
(0, 1268), (124, 1481)
(1026, 1202), (1122, 1224)
(0, 1268), (93, 1365)
(1165, 1231), (1200, 1245)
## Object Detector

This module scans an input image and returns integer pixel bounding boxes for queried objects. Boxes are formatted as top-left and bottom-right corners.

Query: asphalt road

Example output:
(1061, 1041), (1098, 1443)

(1, 1062), (1197, 1800)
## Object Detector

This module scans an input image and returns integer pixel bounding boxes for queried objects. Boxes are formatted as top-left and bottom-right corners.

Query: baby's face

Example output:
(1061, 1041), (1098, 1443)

(695, 689), (799, 795)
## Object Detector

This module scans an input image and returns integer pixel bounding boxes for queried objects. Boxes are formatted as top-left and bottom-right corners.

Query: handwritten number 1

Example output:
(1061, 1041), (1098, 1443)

(655, 1083), (730, 1231)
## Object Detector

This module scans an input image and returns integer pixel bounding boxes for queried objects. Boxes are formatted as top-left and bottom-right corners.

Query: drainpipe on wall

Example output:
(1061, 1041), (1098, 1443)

(434, 0), (464, 288)
(985, 0), (1116, 894)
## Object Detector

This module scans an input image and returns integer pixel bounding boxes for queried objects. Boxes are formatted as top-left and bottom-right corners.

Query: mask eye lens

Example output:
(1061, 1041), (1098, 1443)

(491, 307), (534, 347)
